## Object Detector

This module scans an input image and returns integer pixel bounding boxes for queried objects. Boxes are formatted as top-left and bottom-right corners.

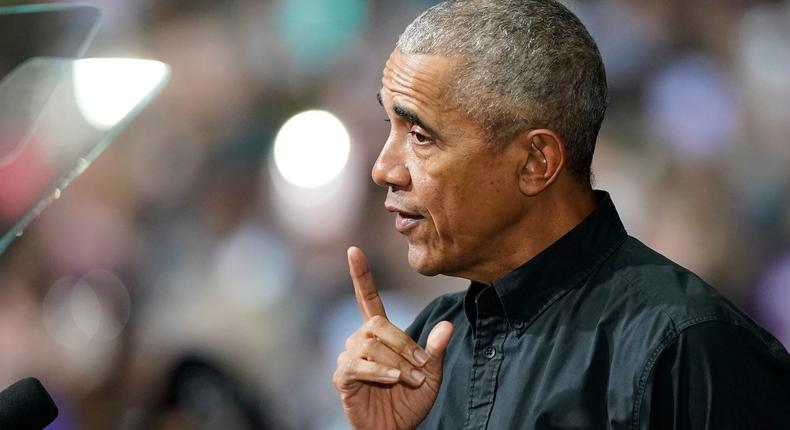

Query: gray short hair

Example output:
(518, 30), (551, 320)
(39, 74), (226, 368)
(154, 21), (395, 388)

(396, 0), (607, 180)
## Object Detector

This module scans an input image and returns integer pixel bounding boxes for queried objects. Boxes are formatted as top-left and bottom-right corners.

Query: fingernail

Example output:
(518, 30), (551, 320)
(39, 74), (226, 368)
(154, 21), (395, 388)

(411, 369), (425, 383)
(386, 369), (400, 379)
(413, 349), (429, 365)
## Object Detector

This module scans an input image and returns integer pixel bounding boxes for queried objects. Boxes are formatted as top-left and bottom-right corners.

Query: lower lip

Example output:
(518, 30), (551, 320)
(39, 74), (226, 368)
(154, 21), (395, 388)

(395, 213), (423, 233)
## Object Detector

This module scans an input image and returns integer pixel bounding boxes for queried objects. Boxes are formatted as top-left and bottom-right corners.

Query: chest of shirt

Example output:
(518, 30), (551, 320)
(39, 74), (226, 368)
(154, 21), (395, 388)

(418, 304), (669, 430)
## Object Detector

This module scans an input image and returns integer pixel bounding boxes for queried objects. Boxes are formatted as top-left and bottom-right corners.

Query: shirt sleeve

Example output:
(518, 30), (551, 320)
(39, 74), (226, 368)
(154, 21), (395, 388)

(645, 321), (790, 429)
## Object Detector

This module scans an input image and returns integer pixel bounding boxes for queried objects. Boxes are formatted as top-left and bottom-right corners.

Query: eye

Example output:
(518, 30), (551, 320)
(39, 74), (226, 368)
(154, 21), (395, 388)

(408, 130), (432, 146)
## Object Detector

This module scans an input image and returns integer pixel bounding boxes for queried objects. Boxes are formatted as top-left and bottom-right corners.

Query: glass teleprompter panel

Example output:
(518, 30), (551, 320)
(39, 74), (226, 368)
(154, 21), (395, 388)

(0, 57), (170, 254)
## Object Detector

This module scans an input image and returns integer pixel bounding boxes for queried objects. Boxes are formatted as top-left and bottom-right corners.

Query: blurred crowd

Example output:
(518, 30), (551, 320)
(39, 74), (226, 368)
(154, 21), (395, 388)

(1, 0), (789, 428)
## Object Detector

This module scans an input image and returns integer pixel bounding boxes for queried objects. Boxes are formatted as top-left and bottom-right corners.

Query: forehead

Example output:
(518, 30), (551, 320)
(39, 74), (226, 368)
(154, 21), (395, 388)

(380, 50), (456, 108)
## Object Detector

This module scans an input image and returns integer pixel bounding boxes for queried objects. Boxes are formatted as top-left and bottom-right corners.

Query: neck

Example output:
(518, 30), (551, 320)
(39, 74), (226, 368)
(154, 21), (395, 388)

(465, 183), (598, 285)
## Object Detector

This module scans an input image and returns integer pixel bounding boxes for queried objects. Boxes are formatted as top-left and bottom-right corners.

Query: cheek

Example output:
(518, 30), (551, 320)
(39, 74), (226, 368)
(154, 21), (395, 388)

(429, 173), (515, 240)
(408, 148), (515, 241)
(417, 175), (485, 239)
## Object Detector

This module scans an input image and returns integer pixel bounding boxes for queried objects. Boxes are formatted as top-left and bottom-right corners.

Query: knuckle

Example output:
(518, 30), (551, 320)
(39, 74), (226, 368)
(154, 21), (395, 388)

(368, 315), (385, 330)
(345, 329), (365, 349)
(362, 288), (380, 303)
(391, 335), (411, 355)
(332, 369), (342, 388)
(343, 356), (357, 375)
(394, 337), (409, 352)
(360, 338), (377, 356)
(333, 354), (352, 389)
(344, 335), (355, 350)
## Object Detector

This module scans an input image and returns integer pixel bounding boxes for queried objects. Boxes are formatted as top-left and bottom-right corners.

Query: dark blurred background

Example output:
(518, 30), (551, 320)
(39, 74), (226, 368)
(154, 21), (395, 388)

(0, 0), (789, 428)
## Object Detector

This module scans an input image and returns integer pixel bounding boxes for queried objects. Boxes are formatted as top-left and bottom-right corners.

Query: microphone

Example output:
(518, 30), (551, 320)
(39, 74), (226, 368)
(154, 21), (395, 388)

(0, 378), (58, 429)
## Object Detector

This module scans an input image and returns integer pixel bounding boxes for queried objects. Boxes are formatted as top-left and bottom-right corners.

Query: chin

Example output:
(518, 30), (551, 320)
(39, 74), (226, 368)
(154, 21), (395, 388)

(407, 245), (442, 276)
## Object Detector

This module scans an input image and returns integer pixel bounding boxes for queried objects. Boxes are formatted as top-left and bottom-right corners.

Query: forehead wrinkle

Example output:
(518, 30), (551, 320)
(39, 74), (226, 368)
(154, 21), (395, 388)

(382, 74), (439, 111)
(386, 58), (446, 94)
(382, 52), (455, 113)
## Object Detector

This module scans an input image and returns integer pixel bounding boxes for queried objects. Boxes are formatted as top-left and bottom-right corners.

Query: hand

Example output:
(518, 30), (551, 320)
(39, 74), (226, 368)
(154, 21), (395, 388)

(333, 246), (454, 430)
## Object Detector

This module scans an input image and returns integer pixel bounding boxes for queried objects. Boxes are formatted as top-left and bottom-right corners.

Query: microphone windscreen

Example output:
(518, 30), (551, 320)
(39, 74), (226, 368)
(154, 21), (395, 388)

(0, 377), (58, 429)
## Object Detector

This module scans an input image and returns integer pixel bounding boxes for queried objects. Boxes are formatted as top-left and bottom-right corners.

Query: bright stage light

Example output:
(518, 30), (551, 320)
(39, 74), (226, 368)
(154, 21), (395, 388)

(273, 110), (350, 188)
(266, 109), (362, 244)
(73, 58), (168, 130)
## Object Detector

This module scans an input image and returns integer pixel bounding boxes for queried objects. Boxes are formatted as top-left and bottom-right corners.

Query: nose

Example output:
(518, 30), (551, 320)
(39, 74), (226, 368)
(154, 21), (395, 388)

(371, 138), (410, 189)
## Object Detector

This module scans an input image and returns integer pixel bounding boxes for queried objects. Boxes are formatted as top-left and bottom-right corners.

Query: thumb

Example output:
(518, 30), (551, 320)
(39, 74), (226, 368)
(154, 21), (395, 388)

(424, 321), (454, 373)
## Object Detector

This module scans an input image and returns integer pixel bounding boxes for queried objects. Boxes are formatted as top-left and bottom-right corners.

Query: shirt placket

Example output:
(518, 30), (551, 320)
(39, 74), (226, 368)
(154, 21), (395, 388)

(463, 288), (508, 430)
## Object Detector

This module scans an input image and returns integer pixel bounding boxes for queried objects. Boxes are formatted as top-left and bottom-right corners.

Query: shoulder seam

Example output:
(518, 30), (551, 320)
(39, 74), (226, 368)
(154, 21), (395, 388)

(629, 307), (679, 430)
(629, 316), (759, 430)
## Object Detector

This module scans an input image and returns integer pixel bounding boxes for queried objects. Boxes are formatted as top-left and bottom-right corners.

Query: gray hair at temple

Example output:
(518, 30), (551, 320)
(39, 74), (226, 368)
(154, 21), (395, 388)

(396, 0), (607, 181)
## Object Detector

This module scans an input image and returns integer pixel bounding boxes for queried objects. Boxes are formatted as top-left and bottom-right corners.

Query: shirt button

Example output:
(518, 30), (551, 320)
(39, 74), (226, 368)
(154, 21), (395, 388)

(483, 346), (496, 359)
(514, 320), (525, 330)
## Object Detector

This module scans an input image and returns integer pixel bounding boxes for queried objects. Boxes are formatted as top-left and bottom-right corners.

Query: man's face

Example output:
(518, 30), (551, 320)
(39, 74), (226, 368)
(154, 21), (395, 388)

(374, 50), (527, 280)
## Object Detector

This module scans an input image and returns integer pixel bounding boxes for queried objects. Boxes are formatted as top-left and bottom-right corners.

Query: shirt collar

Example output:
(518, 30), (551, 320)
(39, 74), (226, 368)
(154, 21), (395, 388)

(463, 190), (628, 336)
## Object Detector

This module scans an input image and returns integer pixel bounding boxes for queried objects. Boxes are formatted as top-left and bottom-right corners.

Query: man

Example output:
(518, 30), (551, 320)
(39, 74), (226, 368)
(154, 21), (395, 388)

(333, 0), (790, 428)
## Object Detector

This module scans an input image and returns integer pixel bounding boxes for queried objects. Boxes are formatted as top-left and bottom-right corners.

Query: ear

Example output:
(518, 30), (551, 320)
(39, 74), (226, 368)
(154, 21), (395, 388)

(516, 129), (565, 196)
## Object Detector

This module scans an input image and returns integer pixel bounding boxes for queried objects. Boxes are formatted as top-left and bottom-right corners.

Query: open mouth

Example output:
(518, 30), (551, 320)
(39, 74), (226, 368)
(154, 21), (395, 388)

(395, 211), (424, 232)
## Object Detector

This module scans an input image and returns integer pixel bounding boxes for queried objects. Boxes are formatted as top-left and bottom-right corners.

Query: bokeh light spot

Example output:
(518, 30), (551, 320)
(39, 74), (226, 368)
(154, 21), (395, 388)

(273, 110), (350, 188)
(73, 58), (168, 130)
(277, 0), (367, 67)
(42, 271), (131, 348)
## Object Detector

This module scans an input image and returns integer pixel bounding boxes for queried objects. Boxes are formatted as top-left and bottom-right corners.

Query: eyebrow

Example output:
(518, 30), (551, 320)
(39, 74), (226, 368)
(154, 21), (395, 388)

(376, 91), (438, 137)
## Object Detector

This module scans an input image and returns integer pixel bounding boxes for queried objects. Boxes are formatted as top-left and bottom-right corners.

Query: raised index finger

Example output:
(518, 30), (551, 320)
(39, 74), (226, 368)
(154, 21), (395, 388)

(347, 246), (387, 320)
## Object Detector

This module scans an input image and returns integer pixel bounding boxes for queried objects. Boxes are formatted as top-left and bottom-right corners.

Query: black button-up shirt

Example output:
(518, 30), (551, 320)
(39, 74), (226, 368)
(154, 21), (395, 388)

(406, 191), (790, 429)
